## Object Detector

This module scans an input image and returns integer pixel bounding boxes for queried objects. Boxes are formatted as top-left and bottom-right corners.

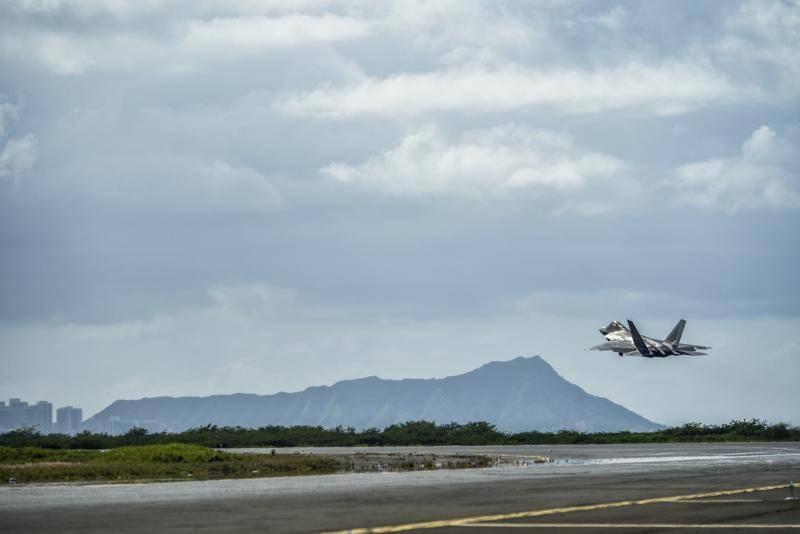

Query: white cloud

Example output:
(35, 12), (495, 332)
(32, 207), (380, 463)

(675, 126), (800, 212)
(0, 99), (18, 136)
(6, 0), (62, 13)
(125, 158), (285, 214)
(209, 284), (298, 318)
(279, 62), (742, 118)
(321, 124), (625, 200)
(720, 0), (800, 95)
(49, 151), (284, 215)
(197, 160), (285, 212)
(0, 133), (37, 180)
(184, 14), (370, 51)
(577, 5), (628, 32)
(35, 32), (96, 74)
(381, 1), (542, 67)
(1, 0), (799, 426)
(6, 0), (347, 18)
(1, 13), (371, 75)
(58, 317), (169, 341)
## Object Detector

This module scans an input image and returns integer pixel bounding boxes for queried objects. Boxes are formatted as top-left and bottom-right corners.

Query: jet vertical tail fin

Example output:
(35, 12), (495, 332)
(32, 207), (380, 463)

(665, 319), (686, 345)
(627, 319), (651, 356)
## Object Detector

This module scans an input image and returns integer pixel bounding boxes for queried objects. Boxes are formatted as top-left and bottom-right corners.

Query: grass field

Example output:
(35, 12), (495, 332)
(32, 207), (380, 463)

(0, 443), (342, 484)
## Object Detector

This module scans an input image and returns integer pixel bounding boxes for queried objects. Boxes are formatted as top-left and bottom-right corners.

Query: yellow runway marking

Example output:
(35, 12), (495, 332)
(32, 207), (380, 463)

(672, 499), (765, 503)
(461, 522), (800, 529)
(326, 483), (791, 533)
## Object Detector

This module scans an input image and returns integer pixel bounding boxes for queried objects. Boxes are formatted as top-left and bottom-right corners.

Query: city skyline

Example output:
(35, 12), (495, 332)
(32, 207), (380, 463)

(0, 398), (87, 434)
(0, 398), (54, 434)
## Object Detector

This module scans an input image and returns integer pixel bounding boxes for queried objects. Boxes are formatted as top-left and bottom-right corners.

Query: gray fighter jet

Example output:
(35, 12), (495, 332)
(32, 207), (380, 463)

(589, 319), (710, 357)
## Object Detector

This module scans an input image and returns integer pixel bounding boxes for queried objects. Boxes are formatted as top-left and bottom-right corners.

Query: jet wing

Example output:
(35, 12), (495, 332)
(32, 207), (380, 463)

(589, 341), (635, 352)
(622, 349), (646, 356)
(675, 344), (709, 355)
(672, 350), (707, 356)
(627, 319), (652, 356)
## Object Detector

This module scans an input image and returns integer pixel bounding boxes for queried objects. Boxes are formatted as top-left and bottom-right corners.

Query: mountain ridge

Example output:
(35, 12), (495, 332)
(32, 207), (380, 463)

(85, 356), (662, 433)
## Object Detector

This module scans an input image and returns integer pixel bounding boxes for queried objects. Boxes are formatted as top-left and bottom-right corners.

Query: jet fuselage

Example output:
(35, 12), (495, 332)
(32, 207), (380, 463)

(590, 319), (710, 357)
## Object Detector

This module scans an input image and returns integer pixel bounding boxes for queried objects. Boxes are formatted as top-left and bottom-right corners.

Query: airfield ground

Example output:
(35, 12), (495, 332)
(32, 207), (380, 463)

(1, 443), (798, 533)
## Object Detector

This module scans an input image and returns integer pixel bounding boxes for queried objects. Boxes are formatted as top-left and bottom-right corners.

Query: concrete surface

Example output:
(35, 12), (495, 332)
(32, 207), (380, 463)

(2, 442), (799, 533)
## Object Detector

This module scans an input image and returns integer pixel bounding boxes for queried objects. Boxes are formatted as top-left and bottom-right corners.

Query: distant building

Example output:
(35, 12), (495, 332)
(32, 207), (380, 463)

(139, 420), (167, 434)
(56, 406), (83, 434)
(0, 398), (53, 433)
(106, 416), (136, 436)
(101, 416), (166, 436)
(34, 401), (52, 433)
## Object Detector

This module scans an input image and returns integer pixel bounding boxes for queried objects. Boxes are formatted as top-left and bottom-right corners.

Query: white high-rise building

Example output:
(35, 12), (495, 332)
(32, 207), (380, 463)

(56, 406), (83, 434)
(0, 398), (53, 433)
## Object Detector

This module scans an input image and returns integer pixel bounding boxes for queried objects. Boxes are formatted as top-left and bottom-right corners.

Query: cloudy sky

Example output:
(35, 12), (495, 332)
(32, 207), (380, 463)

(1, 0), (798, 426)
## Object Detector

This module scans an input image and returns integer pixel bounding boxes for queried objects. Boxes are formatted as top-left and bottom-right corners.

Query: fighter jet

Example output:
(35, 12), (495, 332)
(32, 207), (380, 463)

(589, 319), (710, 357)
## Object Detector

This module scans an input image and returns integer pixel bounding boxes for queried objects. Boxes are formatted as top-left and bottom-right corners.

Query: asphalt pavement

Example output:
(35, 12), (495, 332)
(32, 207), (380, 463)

(2, 442), (799, 533)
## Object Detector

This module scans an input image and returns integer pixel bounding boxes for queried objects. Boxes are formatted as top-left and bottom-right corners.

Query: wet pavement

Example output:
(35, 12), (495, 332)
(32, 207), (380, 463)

(1, 442), (799, 533)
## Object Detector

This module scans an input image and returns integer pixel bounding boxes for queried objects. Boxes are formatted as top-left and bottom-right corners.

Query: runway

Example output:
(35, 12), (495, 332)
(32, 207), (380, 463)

(2, 443), (799, 533)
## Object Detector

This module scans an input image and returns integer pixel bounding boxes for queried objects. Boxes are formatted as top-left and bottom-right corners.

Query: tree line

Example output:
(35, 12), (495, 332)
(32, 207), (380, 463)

(1, 419), (796, 449)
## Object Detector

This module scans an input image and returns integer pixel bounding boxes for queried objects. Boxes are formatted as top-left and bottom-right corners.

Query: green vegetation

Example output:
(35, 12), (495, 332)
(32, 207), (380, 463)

(1, 419), (795, 484)
(0, 443), (341, 484)
(1, 419), (797, 450)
